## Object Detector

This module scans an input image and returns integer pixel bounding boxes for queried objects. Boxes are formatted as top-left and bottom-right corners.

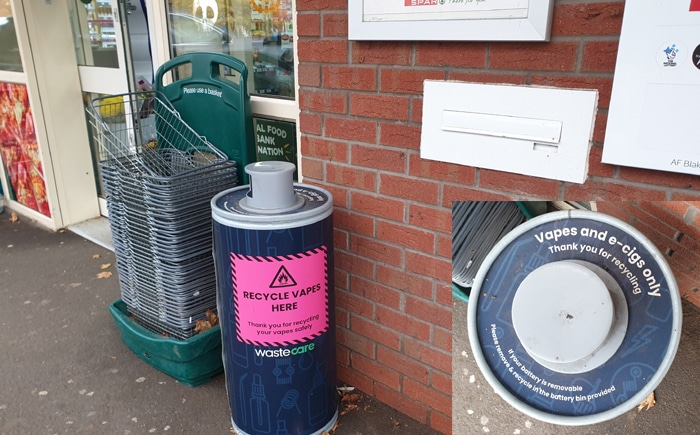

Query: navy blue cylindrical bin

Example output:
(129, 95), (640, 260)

(211, 162), (337, 435)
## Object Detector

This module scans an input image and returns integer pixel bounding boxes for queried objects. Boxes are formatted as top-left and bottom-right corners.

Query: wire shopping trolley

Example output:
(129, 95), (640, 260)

(88, 91), (238, 339)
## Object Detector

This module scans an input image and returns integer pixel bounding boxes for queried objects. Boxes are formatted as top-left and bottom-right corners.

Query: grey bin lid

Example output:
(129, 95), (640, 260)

(467, 210), (682, 425)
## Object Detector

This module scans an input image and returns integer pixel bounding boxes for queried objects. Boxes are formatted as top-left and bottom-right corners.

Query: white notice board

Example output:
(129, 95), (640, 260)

(348, 0), (554, 41)
(602, 0), (700, 173)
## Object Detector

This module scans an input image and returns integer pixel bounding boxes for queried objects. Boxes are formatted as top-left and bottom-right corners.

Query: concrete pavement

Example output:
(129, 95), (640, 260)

(0, 213), (440, 435)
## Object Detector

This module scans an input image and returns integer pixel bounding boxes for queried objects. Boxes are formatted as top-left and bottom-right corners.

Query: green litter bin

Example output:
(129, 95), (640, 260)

(155, 52), (256, 184)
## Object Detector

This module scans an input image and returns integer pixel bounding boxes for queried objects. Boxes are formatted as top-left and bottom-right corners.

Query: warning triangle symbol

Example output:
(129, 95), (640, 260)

(269, 265), (297, 288)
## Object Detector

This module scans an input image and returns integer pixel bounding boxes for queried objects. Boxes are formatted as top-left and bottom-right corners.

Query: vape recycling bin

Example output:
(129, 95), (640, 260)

(468, 210), (681, 425)
(211, 161), (337, 435)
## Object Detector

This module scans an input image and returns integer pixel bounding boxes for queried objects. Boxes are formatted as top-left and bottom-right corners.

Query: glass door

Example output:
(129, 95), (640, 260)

(68, 0), (154, 216)
(69, 0), (130, 95)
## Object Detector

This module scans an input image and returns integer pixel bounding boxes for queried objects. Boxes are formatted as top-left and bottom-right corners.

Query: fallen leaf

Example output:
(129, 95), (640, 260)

(10, 211), (18, 222)
(195, 319), (213, 333)
(96, 271), (112, 279)
(638, 391), (655, 412)
(93, 254), (101, 259)
(205, 309), (219, 326)
(100, 263), (111, 270)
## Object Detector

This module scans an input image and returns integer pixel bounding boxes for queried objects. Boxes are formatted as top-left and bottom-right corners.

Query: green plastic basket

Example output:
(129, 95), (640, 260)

(109, 299), (223, 387)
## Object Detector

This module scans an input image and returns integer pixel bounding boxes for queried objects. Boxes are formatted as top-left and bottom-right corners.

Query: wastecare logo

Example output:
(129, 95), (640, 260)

(253, 342), (316, 358)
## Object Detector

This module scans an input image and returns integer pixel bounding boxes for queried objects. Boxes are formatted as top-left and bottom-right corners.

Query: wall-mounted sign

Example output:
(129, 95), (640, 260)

(253, 117), (298, 179)
(348, 0), (554, 41)
(603, 1), (700, 174)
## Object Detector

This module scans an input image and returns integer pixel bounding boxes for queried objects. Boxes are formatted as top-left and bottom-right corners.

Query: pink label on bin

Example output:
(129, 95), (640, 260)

(231, 246), (329, 346)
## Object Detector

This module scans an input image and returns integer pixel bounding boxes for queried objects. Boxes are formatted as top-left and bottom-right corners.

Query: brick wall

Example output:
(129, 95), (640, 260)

(596, 202), (700, 308)
(296, 1), (700, 434)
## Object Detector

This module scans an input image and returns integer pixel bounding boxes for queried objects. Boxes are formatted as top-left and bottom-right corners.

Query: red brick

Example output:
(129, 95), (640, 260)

(404, 338), (452, 374)
(431, 370), (452, 397)
(296, 13), (320, 37)
(323, 65), (377, 91)
(380, 68), (446, 94)
(617, 166), (700, 190)
(375, 384), (429, 425)
(447, 71), (527, 85)
(299, 112), (322, 135)
(377, 264), (433, 300)
(333, 209), (374, 236)
(405, 251), (451, 282)
(377, 346), (430, 385)
(322, 13), (347, 37)
(530, 75), (614, 109)
(336, 343), (350, 365)
(325, 116), (377, 143)
(379, 122), (422, 150)
(351, 94), (411, 121)
(437, 234), (452, 261)
(403, 378), (451, 417)
(296, 0), (346, 11)
(429, 410), (452, 435)
(311, 182), (347, 207)
(300, 89), (348, 114)
(435, 282), (453, 308)
(380, 174), (440, 205)
(351, 353), (401, 391)
(408, 204), (452, 234)
(351, 191), (405, 222)
(350, 275), (402, 310)
(336, 288), (375, 319)
(490, 42), (578, 71)
(564, 180), (667, 202)
(336, 326), (376, 358)
(411, 97), (423, 124)
(587, 145), (616, 178)
(376, 305), (432, 342)
(336, 365), (376, 397)
(300, 157), (323, 180)
(301, 136), (349, 162)
(405, 296), (451, 330)
(298, 39), (348, 63)
(326, 162), (377, 191)
(656, 201), (692, 220)
(480, 169), (561, 199)
(350, 234), (403, 267)
(350, 313), (401, 351)
(670, 190), (700, 200)
(298, 64), (321, 86)
(351, 41), (412, 66)
(335, 250), (375, 280)
(337, 313), (351, 333)
(442, 185), (516, 204)
(409, 155), (477, 185)
(433, 327), (452, 353)
(581, 41), (619, 73)
(351, 144), (406, 173)
(415, 42), (488, 68)
(376, 220), (435, 253)
(551, 3), (624, 36)
(334, 261), (349, 287)
(592, 110), (607, 144)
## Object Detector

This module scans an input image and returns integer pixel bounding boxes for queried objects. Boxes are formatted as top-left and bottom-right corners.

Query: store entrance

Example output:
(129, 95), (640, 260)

(67, 0), (154, 216)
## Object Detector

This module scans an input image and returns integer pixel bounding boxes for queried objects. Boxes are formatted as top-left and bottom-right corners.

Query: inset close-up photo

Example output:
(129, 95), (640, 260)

(453, 201), (700, 434)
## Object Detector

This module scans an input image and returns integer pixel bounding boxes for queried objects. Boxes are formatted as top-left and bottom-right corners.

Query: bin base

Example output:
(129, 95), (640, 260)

(231, 409), (338, 435)
(109, 299), (224, 387)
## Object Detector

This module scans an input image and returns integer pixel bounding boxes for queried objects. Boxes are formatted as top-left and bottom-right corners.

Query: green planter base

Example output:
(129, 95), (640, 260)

(109, 299), (224, 387)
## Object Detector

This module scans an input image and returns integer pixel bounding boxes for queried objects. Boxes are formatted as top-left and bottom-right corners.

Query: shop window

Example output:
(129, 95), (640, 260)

(0, 1), (22, 72)
(166, 0), (294, 99)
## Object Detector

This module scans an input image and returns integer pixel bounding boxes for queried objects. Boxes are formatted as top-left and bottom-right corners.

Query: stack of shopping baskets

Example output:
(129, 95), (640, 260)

(89, 91), (237, 340)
